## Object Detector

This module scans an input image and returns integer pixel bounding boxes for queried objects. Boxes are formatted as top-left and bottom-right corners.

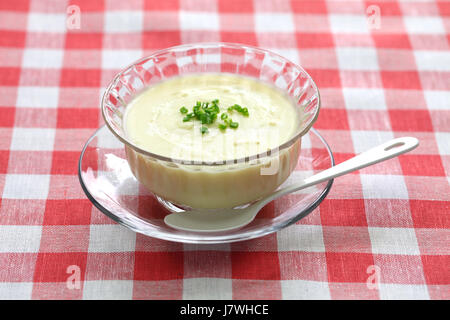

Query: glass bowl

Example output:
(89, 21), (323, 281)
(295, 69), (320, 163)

(78, 126), (334, 244)
(101, 43), (321, 209)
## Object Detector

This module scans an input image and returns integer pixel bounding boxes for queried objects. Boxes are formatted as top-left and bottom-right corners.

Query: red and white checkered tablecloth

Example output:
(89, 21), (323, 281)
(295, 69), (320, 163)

(0, 0), (449, 300)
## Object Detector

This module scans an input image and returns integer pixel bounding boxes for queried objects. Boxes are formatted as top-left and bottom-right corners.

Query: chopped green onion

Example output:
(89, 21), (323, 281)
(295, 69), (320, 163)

(179, 99), (247, 134)
(180, 106), (188, 114)
(230, 121), (239, 129)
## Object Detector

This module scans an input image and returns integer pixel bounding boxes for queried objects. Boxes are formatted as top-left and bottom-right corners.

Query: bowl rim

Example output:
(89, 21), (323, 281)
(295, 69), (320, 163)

(101, 42), (321, 166)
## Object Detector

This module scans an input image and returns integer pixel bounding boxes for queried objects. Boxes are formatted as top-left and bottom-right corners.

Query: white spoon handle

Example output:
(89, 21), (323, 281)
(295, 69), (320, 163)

(256, 137), (419, 209)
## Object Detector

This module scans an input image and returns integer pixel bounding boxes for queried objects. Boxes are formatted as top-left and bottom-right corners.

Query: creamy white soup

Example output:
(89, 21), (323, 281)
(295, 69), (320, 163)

(124, 74), (300, 162)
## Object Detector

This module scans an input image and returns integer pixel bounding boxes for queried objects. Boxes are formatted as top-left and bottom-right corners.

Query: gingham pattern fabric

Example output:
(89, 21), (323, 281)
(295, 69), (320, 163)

(0, 0), (449, 300)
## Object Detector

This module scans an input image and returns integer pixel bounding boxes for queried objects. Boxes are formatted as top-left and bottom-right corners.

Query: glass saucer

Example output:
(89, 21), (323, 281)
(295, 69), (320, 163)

(78, 126), (334, 244)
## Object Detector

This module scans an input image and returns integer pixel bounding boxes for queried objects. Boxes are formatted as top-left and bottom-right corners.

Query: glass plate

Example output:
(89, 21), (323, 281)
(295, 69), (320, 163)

(78, 126), (334, 244)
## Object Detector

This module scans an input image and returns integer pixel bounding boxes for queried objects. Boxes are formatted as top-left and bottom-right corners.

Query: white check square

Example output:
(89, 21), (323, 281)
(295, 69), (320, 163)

(16, 86), (59, 108)
(83, 280), (133, 300)
(343, 88), (387, 110)
(368, 227), (420, 255)
(424, 90), (450, 110)
(0, 283), (33, 300)
(277, 225), (325, 252)
(360, 174), (408, 199)
(404, 16), (445, 34)
(3, 174), (50, 200)
(28, 13), (66, 32)
(180, 11), (220, 31)
(255, 13), (295, 32)
(329, 14), (369, 34)
(337, 47), (379, 70)
(10, 128), (55, 151)
(266, 48), (299, 64)
(0, 225), (42, 253)
(104, 11), (143, 33)
(435, 132), (450, 155)
(183, 278), (232, 299)
(351, 131), (394, 154)
(281, 280), (330, 299)
(22, 49), (64, 69)
(101, 49), (143, 70)
(88, 224), (136, 252)
(414, 51), (450, 71)
(378, 283), (430, 300)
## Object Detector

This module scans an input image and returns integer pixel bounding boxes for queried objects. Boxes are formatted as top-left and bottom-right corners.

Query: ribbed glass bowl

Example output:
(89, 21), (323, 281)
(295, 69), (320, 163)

(100, 43), (322, 210)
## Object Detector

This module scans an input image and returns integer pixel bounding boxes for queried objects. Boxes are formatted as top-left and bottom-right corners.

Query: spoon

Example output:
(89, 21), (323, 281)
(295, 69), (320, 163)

(164, 137), (419, 233)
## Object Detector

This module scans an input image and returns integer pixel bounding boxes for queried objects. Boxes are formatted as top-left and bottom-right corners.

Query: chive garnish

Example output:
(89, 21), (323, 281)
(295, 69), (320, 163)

(179, 99), (246, 133)
(180, 106), (188, 114)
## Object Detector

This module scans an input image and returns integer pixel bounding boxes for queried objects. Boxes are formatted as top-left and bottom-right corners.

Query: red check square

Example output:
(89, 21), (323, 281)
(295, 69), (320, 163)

(389, 110), (434, 132)
(0, 67), (20, 86)
(291, 0), (327, 13)
(134, 252), (184, 281)
(33, 252), (87, 282)
(320, 199), (368, 226)
(144, 0), (179, 11)
(381, 71), (422, 90)
(218, 0), (253, 13)
(421, 255), (450, 285)
(437, 1), (450, 16)
(57, 108), (99, 129)
(220, 32), (258, 46)
(0, 150), (9, 174)
(43, 199), (92, 225)
(51, 151), (83, 175)
(65, 33), (103, 49)
(372, 34), (412, 49)
(296, 33), (334, 48)
(142, 31), (181, 50)
(60, 69), (101, 87)
(68, 0), (105, 11)
(399, 154), (446, 177)
(231, 252), (281, 280)
(306, 69), (341, 88)
(0, 0), (29, 11)
(0, 31), (26, 48)
(366, 1), (401, 15)
(184, 251), (231, 278)
(326, 252), (375, 283)
(410, 200), (449, 229)
(0, 107), (14, 127)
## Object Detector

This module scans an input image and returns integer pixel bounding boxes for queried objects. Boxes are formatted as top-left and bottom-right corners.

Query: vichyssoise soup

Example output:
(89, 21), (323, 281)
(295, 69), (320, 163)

(123, 73), (302, 209)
